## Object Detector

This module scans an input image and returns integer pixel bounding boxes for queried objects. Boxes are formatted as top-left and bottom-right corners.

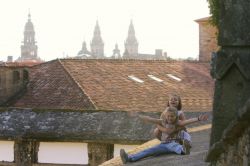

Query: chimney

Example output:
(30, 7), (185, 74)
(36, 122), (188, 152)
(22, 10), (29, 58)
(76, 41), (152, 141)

(7, 56), (13, 62)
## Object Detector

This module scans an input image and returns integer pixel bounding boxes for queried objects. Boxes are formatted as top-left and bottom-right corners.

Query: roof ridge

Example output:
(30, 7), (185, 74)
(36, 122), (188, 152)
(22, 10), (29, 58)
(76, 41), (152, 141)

(29, 59), (58, 68)
(59, 58), (203, 64)
(57, 59), (98, 109)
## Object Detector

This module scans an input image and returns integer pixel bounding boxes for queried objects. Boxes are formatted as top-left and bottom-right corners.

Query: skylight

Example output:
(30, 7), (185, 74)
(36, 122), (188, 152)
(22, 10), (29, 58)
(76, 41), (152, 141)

(148, 75), (163, 82)
(128, 75), (144, 83)
(167, 74), (181, 82)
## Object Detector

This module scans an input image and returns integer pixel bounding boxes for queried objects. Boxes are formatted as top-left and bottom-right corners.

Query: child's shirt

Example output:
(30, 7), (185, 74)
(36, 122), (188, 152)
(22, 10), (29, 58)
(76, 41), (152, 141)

(160, 120), (179, 143)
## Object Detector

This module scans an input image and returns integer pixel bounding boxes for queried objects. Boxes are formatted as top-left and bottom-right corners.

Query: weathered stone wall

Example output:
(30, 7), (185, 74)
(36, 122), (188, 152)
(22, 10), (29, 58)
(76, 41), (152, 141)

(0, 108), (211, 143)
(213, 127), (250, 166)
(207, 1), (250, 165)
(0, 67), (28, 105)
(0, 108), (159, 143)
(206, 99), (250, 165)
(196, 18), (218, 62)
(209, 0), (250, 146)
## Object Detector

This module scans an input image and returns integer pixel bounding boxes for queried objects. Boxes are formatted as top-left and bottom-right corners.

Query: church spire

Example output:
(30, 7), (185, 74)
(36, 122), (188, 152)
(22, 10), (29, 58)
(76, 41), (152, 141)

(128, 20), (135, 36)
(90, 20), (104, 58)
(28, 10), (31, 22)
(124, 20), (138, 58)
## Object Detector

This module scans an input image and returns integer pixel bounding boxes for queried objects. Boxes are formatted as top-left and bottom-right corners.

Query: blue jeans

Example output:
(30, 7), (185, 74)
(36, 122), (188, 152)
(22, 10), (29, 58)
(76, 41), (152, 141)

(180, 130), (191, 142)
(128, 141), (184, 162)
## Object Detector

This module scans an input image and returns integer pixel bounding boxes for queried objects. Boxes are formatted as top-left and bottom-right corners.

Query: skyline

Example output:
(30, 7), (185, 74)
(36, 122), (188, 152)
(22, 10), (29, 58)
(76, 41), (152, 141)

(0, 0), (210, 61)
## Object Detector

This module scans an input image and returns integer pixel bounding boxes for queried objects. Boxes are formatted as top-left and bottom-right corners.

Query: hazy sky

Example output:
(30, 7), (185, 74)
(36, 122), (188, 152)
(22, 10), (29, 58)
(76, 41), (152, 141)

(0, 0), (210, 61)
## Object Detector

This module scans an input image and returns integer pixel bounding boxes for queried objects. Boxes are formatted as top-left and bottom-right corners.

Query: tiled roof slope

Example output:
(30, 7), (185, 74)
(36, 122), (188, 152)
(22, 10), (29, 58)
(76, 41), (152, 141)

(13, 59), (213, 112)
(60, 59), (213, 112)
(13, 60), (96, 110)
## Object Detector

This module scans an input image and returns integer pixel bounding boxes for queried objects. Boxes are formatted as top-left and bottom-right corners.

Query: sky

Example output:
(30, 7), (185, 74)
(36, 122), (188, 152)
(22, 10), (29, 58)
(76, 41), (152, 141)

(0, 0), (210, 61)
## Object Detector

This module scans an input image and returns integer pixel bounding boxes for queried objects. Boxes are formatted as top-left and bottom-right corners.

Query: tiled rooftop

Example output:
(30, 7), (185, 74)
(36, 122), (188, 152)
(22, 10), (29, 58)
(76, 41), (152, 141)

(13, 59), (214, 112)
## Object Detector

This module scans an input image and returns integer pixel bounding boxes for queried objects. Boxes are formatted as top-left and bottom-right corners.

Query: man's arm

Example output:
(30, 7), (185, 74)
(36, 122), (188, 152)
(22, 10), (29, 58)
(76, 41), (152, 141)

(138, 115), (163, 125)
(178, 114), (208, 126)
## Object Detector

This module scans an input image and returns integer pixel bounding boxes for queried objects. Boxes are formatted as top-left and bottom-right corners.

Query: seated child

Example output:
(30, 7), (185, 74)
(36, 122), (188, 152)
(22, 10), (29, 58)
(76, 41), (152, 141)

(120, 106), (208, 164)
(154, 94), (191, 146)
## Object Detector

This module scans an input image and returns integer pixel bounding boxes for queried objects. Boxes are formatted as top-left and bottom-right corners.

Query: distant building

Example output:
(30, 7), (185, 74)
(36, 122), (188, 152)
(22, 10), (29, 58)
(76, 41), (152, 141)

(123, 20), (139, 58)
(76, 20), (168, 60)
(16, 13), (43, 62)
(90, 21), (105, 58)
(195, 17), (219, 62)
(76, 41), (92, 59)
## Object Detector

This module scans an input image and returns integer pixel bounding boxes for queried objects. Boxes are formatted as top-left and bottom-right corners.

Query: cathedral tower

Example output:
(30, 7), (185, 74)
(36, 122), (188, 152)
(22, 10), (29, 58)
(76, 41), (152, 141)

(123, 20), (138, 58)
(90, 21), (104, 58)
(20, 13), (40, 61)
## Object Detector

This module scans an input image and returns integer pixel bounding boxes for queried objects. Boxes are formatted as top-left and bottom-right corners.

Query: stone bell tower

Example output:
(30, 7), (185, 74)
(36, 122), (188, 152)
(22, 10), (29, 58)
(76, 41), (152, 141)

(19, 13), (40, 62)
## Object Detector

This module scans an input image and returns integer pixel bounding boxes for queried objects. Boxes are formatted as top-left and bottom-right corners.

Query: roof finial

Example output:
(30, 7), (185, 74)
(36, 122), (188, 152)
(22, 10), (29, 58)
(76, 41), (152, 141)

(28, 9), (31, 21)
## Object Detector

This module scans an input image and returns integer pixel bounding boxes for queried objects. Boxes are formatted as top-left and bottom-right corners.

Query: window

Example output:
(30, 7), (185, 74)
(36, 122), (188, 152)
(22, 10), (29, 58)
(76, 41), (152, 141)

(13, 71), (20, 84)
(128, 75), (144, 83)
(167, 74), (181, 82)
(148, 75), (163, 82)
(23, 69), (29, 82)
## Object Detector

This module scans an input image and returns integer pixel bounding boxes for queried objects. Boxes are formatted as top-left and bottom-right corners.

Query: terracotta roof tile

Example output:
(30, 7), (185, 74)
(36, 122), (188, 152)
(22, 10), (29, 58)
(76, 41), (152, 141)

(13, 60), (95, 110)
(61, 59), (213, 112)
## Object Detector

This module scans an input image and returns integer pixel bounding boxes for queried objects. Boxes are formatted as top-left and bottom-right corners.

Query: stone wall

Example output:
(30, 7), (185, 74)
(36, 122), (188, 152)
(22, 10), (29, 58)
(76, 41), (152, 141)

(0, 67), (28, 105)
(0, 108), (158, 143)
(196, 17), (218, 62)
(206, 99), (250, 166)
(214, 127), (250, 166)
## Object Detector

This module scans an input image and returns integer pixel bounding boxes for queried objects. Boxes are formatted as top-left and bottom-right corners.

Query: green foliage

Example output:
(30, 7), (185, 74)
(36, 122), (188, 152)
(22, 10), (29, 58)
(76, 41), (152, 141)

(207, 0), (220, 27)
